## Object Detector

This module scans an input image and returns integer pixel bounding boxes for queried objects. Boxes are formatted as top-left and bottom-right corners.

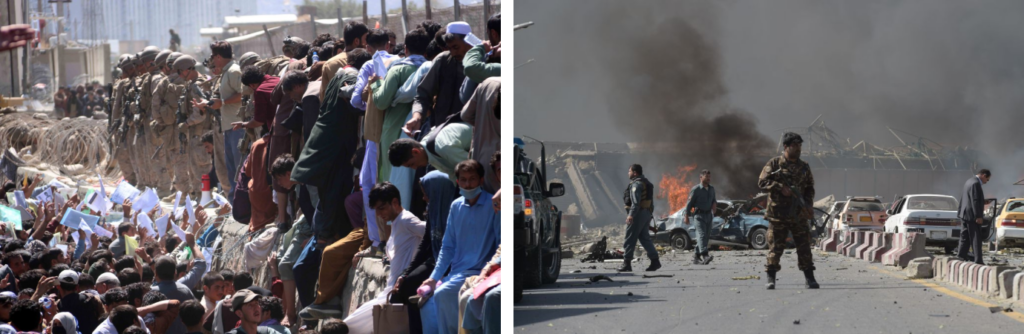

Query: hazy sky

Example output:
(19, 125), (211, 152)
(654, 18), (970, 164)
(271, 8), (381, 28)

(514, 0), (1024, 156)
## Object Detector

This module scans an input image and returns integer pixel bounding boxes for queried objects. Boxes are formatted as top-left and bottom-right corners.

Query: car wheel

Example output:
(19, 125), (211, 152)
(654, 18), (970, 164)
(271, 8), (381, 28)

(750, 228), (769, 250)
(671, 231), (692, 251)
(542, 221), (562, 284)
(523, 247), (543, 289)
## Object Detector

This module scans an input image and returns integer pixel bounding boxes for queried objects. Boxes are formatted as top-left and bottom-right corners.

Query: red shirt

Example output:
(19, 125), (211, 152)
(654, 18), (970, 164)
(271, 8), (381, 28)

(253, 75), (281, 126)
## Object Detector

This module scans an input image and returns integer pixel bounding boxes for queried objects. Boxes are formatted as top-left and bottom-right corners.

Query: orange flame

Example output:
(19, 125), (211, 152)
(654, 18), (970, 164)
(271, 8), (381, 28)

(658, 165), (699, 215)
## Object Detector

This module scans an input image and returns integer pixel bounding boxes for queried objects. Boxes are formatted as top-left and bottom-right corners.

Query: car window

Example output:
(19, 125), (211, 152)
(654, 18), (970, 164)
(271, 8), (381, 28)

(893, 198), (906, 214)
(847, 201), (884, 211)
(907, 196), (958, 211)
(1006, 201), (1024, 213)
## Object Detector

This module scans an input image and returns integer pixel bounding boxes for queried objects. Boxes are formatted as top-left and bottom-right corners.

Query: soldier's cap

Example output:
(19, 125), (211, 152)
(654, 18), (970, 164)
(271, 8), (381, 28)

(231, 289), (260, 312)
(283, 36), (305, 45)
(782, 132), (804, 147)
(239, 52), (260, 67)
(173, 55), (197, 71)
(166, 52), (183, 68)
(154, 50), (173, 67)
(138, 46), (161, 62)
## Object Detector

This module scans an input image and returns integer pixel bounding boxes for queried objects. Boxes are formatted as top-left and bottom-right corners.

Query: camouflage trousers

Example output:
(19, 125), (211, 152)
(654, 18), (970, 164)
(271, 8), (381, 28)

(765, 219), (815, 272)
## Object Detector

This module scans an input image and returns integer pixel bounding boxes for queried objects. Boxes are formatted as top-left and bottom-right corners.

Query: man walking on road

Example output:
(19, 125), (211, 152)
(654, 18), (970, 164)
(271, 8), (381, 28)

(619, 164), (661, 272)
(957, 169), (990, 265)
(758, 132), (818, 290)
(684, 169), (717, 265)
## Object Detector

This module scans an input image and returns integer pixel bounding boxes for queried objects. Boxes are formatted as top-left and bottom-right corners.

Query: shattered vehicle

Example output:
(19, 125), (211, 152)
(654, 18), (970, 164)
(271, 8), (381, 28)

(652, 194), (774, 250)
(993, 198), (1024, 248)
(830, 196), (888, 237)
(514, 137), (565, 303)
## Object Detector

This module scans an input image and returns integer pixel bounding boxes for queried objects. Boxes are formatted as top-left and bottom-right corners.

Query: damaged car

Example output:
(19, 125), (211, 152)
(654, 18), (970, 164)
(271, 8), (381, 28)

(652, 194), (773, 250)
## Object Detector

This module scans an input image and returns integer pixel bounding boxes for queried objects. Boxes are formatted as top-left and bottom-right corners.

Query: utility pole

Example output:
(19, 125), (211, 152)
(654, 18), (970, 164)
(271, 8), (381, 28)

(453, 0), (461, 21)
(379, 0), (387, 26)
(362, 1), (368, 25)
(424, 0), (432, 20)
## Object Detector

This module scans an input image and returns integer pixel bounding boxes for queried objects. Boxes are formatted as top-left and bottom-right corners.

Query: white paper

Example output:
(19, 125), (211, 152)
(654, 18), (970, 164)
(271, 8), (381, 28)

(79, 218), (95, 236)
(136, 213), (157, 237)
(96, 173), (110, 216)
(35, 187), (54, 204)
(55, 244), (68, 257)
(109, 181), (141, 205)
(12, 191), (26, 208)
(154, 214), (170, 239)
(53, 191), (66, 208)
(132, 188), (160, 215)
(47, 179), (68, 189)
(92, 223), (113, 238)
(184, 195), (196, 226)
(171, 191), (182, 219)
(170, 220), (187, 242)
(213, 193), (229, 206)
(55, 188), (76, 200)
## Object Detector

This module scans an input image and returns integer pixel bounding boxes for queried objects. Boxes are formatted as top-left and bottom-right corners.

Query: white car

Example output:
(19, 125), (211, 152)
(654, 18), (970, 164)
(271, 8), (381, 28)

(884, 194), (961, 253)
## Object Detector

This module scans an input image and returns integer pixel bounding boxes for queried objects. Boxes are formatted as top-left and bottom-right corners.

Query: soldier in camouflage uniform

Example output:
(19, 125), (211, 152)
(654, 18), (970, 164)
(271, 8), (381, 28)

(154, 52), (185, 197)
(168, 55), (211, 197)
(111, 54), (138, 185)
(758, 132), (819, 289)
(130, 46), (161, 189)
(147, 49), (174, 194)
(619, 164), (662, 272)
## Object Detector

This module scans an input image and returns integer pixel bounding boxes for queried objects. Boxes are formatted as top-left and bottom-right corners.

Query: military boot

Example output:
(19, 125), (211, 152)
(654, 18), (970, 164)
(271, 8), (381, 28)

(616, 261), (633, 272)
(803, 270), (820, 289)
(692, 252), (702, 265)
(766, 271), (777, 290)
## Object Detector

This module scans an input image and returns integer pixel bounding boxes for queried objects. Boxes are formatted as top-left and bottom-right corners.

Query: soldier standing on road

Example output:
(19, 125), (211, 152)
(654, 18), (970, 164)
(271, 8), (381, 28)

(758, 132), (819, 289)
(684, 169), (717, 265)
(619, 164), (662, 272)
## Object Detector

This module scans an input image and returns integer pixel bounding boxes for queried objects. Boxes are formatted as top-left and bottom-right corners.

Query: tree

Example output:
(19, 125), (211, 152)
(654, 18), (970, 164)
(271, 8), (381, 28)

(300, 0), (363, 18)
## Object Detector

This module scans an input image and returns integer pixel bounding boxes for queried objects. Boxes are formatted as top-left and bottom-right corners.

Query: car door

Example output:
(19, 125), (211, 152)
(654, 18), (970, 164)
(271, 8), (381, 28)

(888, 197), (907, 232)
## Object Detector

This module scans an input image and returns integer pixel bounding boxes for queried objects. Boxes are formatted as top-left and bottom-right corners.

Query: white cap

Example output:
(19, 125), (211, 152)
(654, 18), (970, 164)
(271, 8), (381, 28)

(97, 273), (120, 285)
(446, 21), (471, 35)
(58, 270), (79, 285)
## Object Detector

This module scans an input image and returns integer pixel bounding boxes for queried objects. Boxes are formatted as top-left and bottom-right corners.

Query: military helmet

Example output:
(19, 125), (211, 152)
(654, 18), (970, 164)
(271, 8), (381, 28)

(117, 55), (136, 70)
(166, 52), (183, 68)
(138, 46), (161, 62)
(172, 55), (197, 71)
(154, 50), (173, 68)
(239, 52), (260, 68)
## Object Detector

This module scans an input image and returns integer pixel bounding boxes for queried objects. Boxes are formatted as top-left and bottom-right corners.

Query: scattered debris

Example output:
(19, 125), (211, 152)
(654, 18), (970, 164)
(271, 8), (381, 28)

(570, 270), (582, 273)
(989, 306), (1013, 313)
(929, 314), (950, 318)
(627, 292), (634, 296)
(793, 320), (800, 325)
(836, 267), (848, 271)
(732, 275), (761, 280)
(642, 274), (674, 278)
(590, 275), (614, 283)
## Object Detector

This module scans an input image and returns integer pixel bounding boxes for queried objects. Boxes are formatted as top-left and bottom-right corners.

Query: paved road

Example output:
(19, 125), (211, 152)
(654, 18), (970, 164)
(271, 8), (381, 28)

(515, 249), (1024, 333)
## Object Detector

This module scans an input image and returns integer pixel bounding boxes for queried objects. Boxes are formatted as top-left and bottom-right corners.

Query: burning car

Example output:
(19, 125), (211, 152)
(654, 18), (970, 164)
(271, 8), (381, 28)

(652, 194), (773, 250)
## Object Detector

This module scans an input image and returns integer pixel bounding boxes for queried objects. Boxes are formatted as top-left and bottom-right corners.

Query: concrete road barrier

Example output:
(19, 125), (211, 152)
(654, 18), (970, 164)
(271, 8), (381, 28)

(906, 257), (933, 278)
(866, 233), (893, 263)
(845, 231), (866, 258)
(820, 229), (840, 252)
(882, 232), (930, 268)
(836, 230), (853, 255)
(999, 269), (1021, 299)
(943, 259), (1013, 298)
(932, 256), (953, 281)
(855, 232), (878, 260)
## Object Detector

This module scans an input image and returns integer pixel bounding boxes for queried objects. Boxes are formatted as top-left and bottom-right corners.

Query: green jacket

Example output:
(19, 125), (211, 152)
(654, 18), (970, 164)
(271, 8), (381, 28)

(463, 44), (500, 82)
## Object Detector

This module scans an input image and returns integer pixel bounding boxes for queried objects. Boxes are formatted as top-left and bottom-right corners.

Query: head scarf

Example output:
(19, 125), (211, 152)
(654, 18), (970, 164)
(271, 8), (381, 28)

(52, 312), (77, 333)
(420, 171), (458, 259)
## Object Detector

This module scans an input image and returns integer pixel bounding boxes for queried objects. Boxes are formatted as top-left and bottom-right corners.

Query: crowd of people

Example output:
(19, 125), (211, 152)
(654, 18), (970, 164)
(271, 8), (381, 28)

(53, 82), (110, 119)
(0, 14), (501, 334)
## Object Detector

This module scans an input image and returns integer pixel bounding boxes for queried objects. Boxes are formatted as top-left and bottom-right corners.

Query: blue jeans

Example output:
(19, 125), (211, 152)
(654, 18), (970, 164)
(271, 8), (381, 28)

(223, 128), (245, 199)
(462, 284), (500, 334)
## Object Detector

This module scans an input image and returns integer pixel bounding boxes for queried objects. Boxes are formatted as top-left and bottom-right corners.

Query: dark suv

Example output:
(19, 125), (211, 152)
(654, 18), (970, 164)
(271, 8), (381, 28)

(514, 137), (565, 302)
